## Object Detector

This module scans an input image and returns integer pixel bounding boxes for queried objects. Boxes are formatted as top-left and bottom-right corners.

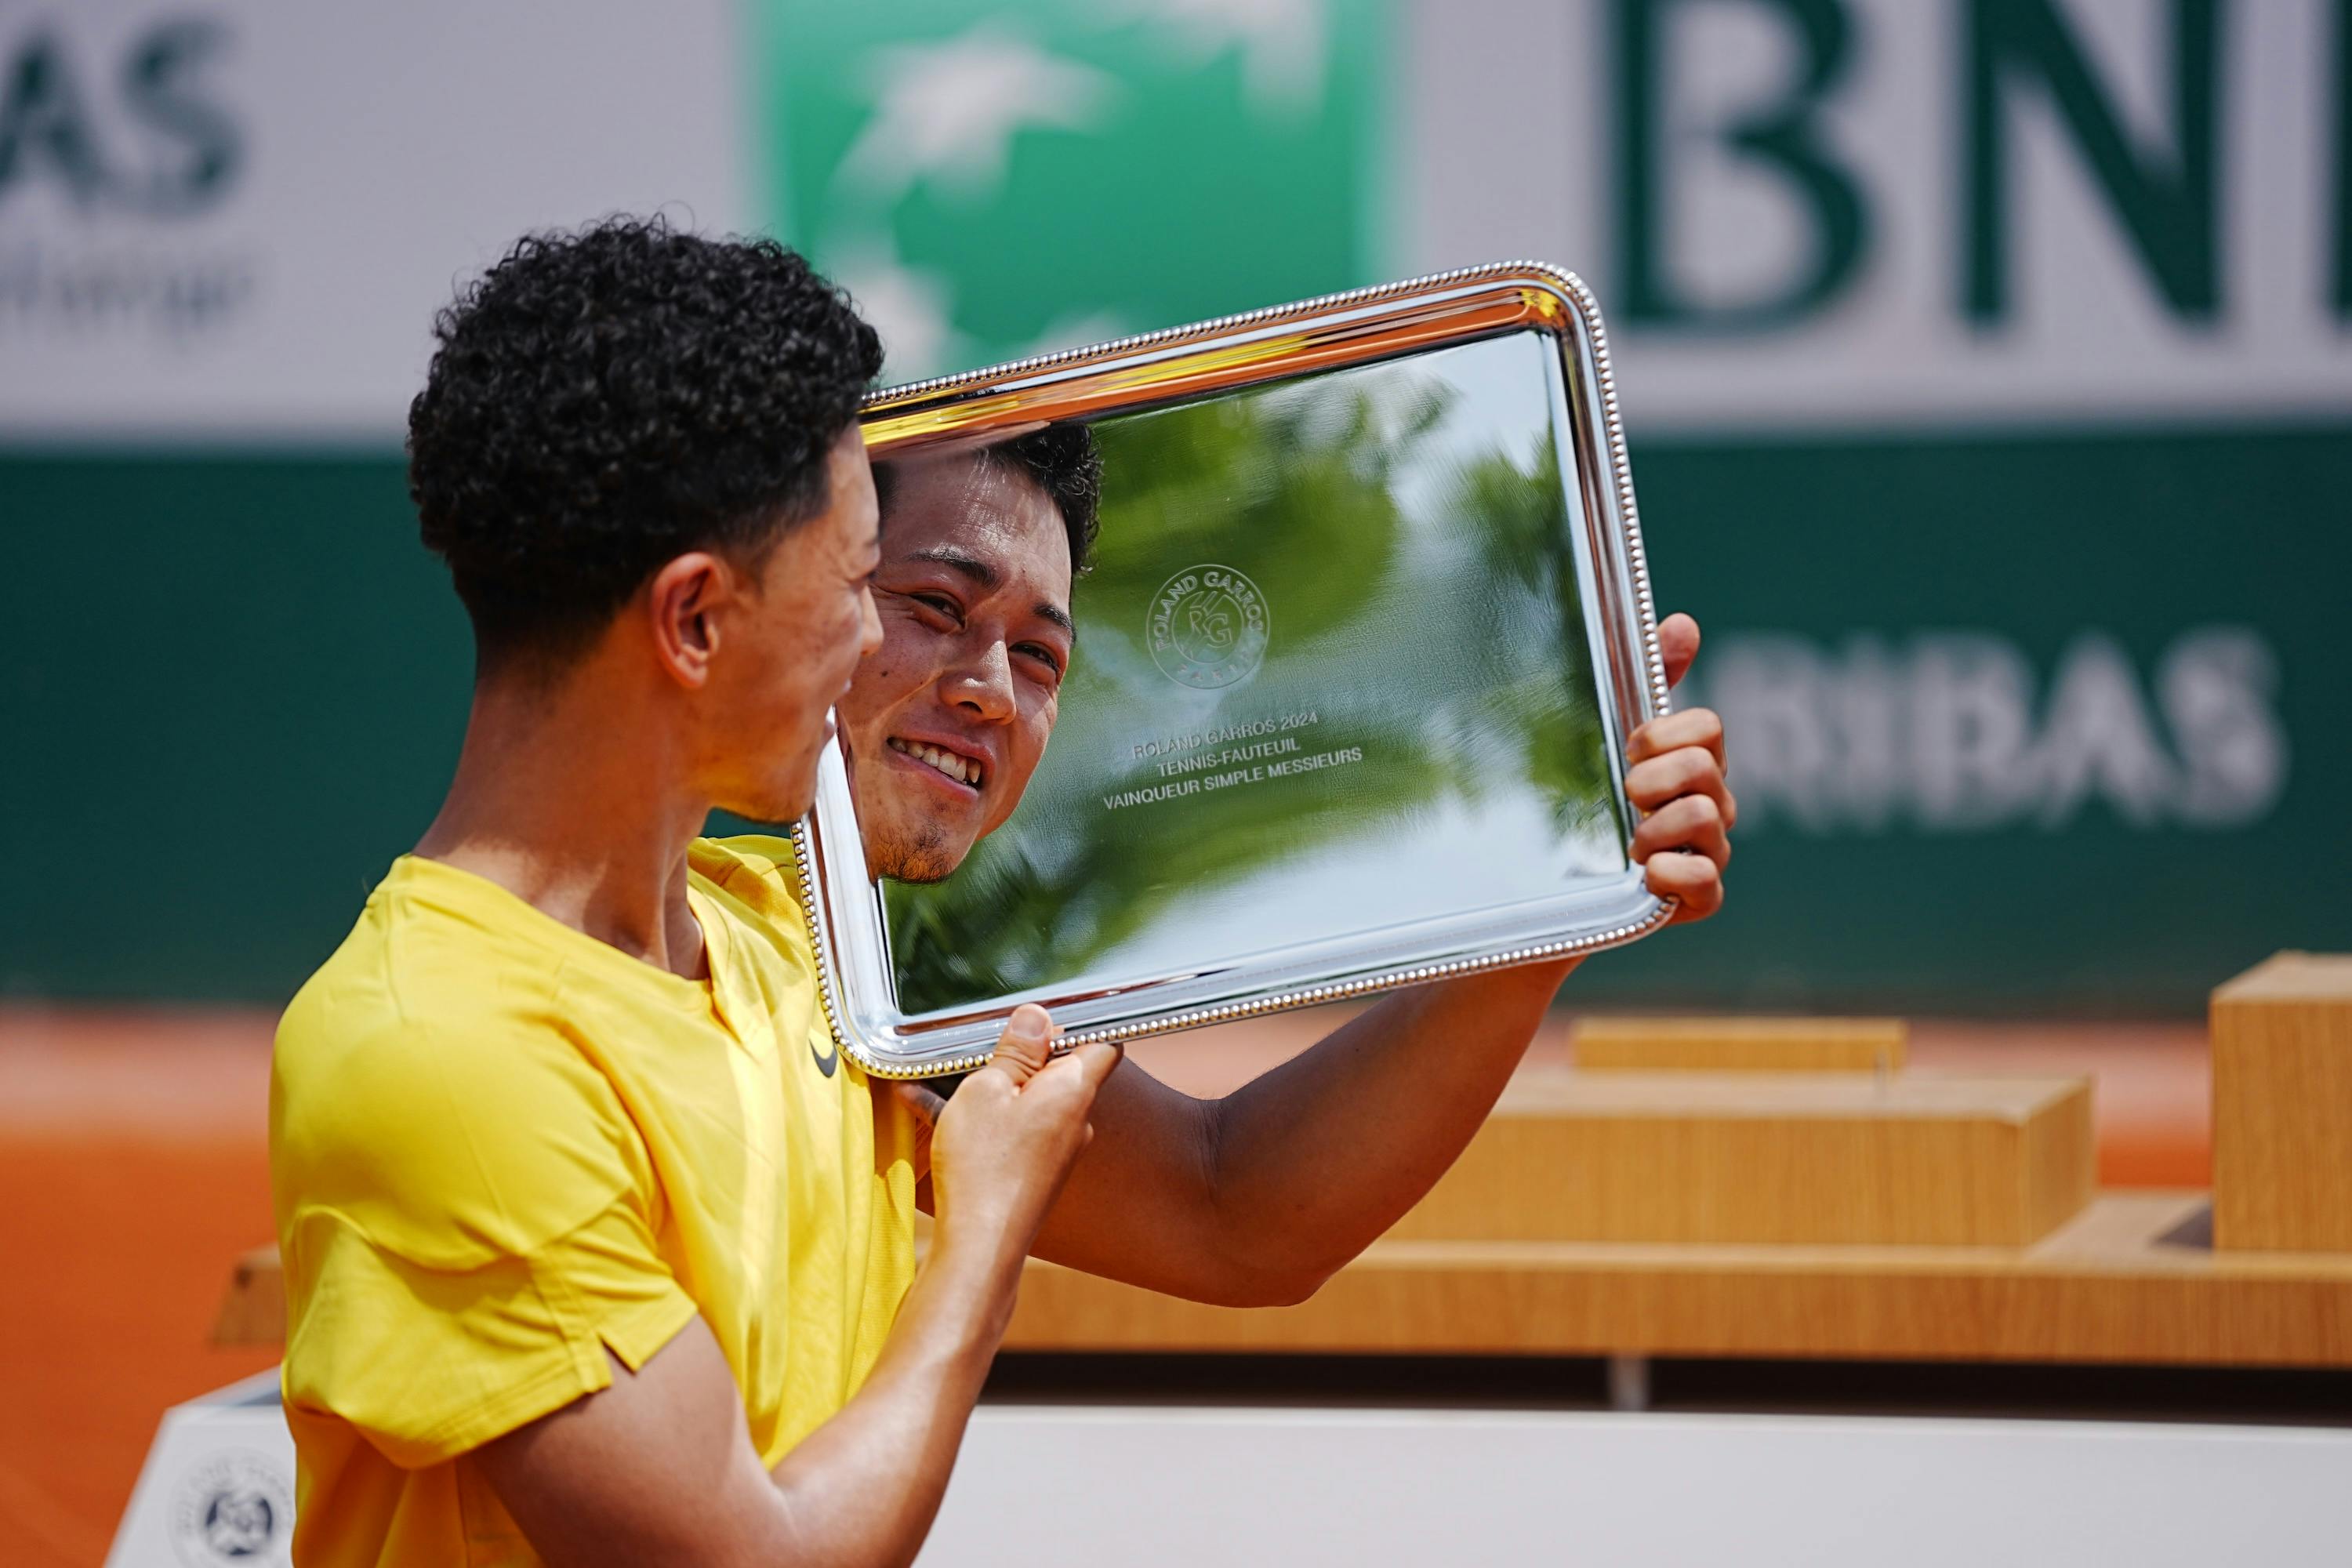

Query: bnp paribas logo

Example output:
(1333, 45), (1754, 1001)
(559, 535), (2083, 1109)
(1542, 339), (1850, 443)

(753, 0), (1388, 381)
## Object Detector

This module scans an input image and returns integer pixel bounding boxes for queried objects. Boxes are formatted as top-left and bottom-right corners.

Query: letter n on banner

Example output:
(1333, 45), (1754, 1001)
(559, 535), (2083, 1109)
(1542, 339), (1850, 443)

(1964, 0), (2223, 323)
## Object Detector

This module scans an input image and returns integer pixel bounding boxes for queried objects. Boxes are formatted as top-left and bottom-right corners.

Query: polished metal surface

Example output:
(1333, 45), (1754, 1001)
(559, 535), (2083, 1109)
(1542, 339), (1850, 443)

(794, 264), (1671, 1077)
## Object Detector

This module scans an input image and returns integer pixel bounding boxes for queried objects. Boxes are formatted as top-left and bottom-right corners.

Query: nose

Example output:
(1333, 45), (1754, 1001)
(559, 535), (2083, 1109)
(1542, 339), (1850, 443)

(857, 586), (884, 659)
(942, 640), (1016, 723)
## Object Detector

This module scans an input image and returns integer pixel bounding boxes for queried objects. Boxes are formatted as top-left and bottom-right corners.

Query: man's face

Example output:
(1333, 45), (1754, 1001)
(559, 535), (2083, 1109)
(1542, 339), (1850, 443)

(838, 452), (1074, 882)
(698, 425), (883, 822)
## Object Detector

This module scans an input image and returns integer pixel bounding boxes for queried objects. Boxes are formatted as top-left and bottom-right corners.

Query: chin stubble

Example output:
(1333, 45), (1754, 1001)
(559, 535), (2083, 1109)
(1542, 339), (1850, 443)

(881, 822), (963, 885)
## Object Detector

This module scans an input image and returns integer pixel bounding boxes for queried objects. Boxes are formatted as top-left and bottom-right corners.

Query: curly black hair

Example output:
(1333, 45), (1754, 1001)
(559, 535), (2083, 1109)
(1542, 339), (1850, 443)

(987, 423), (1102, 574)
(873, 423), (1104, 575)
(408, 216), (882, 670)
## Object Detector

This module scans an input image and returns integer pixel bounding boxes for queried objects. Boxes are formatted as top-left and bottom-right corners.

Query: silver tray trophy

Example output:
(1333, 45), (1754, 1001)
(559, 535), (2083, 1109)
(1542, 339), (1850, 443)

(791, 264), (1675, 1078)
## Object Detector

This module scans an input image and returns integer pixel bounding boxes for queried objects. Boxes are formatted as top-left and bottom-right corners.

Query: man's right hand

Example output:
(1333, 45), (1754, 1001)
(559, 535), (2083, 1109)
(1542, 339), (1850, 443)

(901, 1005), (1123, 1275)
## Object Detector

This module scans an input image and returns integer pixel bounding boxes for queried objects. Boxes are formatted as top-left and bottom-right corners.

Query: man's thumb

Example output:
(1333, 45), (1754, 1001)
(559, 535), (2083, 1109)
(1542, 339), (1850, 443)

(1658, 612), (1700, 689)
(989, 1004), (1057, 1083)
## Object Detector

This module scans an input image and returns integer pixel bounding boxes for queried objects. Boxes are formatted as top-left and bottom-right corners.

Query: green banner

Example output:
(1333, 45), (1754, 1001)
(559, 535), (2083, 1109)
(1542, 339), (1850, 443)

(752, 0), (1389, 378)
(11, 422), (2340, 1011)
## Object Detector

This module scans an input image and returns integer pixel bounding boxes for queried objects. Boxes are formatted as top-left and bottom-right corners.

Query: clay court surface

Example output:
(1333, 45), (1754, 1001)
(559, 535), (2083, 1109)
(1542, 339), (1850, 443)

(0, 1005), (2212, 1566)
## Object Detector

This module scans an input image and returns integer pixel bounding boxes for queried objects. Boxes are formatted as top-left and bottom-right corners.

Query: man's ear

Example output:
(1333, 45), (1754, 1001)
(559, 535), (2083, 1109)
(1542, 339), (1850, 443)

(647, 553), (730, 689)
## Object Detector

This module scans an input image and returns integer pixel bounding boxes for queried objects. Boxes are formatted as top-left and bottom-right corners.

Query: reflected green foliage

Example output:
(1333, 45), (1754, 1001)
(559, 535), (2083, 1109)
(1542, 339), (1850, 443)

(1069, 372), (1450, 649)
(1447, 435), (1622, 840)
(884, 333), (1622, 1014)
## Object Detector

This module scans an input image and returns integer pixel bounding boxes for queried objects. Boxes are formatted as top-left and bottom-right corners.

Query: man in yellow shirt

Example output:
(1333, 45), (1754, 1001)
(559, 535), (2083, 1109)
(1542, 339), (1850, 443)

(273, 216), (1735, 1566)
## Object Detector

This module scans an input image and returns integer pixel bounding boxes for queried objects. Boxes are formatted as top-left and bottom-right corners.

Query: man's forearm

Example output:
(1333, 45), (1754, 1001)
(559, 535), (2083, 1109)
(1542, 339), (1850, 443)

(764, 1230), (1023, 1566)
(481, 1030), (1116, 1568)
(479, 1227), (1035, 1568)
(1029, 627), (1730, 1308)
(1200, 957), (1578, 1291)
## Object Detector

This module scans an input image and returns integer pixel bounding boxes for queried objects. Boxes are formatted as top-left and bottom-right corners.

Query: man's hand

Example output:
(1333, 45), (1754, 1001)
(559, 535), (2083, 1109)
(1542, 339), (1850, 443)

(1626, 612), (1735, 924)
(898, 1007), (1122, 1279)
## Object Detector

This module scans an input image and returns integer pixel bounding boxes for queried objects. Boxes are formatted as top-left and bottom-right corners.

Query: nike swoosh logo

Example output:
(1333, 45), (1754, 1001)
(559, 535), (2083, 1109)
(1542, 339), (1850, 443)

(809, 1033), (838, 1078)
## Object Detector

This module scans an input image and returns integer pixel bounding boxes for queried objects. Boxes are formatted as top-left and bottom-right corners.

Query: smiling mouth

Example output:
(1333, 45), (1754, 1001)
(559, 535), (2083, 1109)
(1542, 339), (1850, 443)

(887, 735), (986, 791)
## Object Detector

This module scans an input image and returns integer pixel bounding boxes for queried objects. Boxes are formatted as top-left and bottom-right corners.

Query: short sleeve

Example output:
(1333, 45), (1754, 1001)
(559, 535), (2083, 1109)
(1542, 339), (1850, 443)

(691, 834), (809, 931)
(274, 1016), (697, 1468)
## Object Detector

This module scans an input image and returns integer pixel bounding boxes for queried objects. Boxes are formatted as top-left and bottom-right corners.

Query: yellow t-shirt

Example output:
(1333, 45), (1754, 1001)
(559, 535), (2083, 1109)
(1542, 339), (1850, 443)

(270, 835), (920, 1566)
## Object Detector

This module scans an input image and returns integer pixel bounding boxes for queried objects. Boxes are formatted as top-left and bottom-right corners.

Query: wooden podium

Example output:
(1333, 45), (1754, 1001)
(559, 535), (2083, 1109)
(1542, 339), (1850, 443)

(2212, 953), (2352, 1253)
(1385, 1069), (2091, 1247)
(219, 955), (2352, 1368)
(996, 961), (2352, 1367)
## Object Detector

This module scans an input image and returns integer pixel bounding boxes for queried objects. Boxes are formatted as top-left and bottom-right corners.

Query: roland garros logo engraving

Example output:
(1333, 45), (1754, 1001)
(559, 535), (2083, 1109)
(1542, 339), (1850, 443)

(1146, 564), (1269, 690)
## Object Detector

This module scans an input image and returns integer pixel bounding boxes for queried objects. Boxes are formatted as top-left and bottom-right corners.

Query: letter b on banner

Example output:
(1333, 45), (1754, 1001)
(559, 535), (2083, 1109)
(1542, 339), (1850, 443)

(1616, 0), (1871, 328)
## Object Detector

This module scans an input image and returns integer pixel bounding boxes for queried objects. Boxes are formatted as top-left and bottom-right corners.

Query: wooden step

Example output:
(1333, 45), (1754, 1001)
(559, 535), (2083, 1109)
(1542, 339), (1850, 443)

(1000, 1193), (2352, 1366)
(1572, 1016), (1906, 1073)
(1388, 1069), (2092, 1247)
(2213, 952), (2352, 1252)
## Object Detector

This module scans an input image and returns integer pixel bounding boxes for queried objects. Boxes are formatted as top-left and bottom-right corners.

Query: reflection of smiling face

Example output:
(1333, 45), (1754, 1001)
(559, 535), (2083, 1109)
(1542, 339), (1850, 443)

(838, 453), (1074, 883)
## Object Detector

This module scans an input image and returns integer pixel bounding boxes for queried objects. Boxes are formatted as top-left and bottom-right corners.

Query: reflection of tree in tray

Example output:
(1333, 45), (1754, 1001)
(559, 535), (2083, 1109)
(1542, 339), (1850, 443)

(884, 345), (1619, 1015)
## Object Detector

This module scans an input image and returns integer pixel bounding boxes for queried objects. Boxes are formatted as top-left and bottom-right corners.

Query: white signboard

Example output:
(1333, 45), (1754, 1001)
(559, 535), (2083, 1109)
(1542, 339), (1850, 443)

(1409, 0), (2352, 430)
(7, 1), (2348, 439)
(103, 1382), (2352, 1568)
(0, 0), (749, 440)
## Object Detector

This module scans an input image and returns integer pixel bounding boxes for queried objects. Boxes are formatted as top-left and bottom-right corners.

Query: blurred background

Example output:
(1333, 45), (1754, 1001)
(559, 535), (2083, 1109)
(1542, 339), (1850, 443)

(3, 1), (2347, 1561)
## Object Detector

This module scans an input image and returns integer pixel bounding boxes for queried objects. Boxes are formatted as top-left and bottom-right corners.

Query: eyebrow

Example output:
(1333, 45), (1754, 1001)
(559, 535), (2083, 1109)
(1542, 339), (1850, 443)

(909, 545), (1076, 638)
(909, 545), (998, 588)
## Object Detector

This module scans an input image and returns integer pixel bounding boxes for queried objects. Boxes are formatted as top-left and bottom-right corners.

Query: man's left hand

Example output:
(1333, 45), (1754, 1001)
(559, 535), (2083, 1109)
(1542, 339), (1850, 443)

(1624, 612), (1734, 924)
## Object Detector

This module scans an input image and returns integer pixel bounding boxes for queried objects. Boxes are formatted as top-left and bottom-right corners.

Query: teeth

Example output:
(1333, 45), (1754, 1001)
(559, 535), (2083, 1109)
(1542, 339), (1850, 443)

(888, 736), (982, 789)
